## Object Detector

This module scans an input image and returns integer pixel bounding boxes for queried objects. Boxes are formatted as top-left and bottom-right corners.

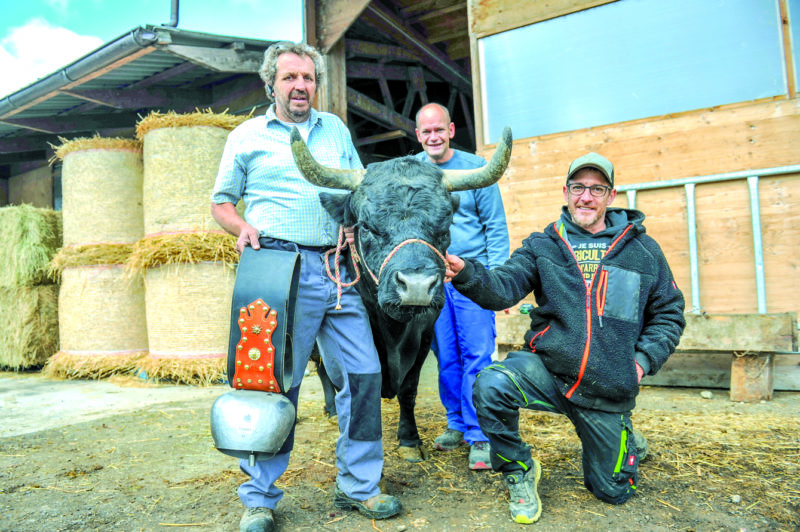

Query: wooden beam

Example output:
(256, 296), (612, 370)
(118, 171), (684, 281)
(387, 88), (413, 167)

(355, 130), (408, 146)
(360, 3), (472, 94)
(496, 312), (799, 354)
(678, 313), (797, 352)
(163, 44), (263, 73)
(469, 0), (616, 39)
(408, 4), (466, 24)
(346, 61), (443, 82)
(316, 0), (372, 54)
(0, 114), (142, 135)
(409, 67), (428, 106)
(378, 78), (394, 110)
(458, 91), (474, 144)
(345, 40), (421, 62)
(428, 28), (469, 45)
(401, 0), (461, 17)
(318, 38), (348, 122)
(60, 87), (212, 109)
(347, 87), (416, 134)
(0, 128), (135, 154)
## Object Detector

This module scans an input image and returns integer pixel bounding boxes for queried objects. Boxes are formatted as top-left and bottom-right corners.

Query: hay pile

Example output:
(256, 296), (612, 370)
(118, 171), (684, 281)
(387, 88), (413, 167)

(43, 136), (148, 379)
(133, 110), (247, 385)
(0, 205), (61, 369)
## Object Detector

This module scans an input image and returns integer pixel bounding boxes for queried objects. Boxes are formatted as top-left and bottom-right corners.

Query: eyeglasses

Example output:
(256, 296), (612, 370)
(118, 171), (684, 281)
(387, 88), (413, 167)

(567, 183), (612, 197)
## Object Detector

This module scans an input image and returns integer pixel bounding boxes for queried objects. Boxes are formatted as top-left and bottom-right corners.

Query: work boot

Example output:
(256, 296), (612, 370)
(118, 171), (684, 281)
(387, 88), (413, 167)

(632, 429), (648, 461)
(239, 507), (274, 532)
(333, 482), (402, 519)
(469, 441), (491, 470)
(503, 460), (542, 524)
(434, 428), (464, 451)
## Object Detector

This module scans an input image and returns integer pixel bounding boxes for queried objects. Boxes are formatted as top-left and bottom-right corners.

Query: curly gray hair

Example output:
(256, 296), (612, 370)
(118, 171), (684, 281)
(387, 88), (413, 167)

(258, 41), (326, 101)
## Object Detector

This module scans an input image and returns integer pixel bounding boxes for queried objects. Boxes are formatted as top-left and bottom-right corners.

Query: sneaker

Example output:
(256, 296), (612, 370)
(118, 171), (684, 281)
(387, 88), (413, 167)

(632, 429), (648, 461)
(503, 460), (542, 524)
(469, 441), (491, 470)
(434, 428), (464, 451)
(239, 507), (274, 532)
(333, 482), (402, 519)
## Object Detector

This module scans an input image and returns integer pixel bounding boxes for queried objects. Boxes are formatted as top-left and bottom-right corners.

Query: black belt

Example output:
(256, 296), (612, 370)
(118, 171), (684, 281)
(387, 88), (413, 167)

(258, 237), (334, 254)
(295, 243), (334, 253)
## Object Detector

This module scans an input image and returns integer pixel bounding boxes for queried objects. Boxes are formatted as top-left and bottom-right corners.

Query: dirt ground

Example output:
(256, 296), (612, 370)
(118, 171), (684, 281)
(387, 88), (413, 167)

(1, 356), (798, 532)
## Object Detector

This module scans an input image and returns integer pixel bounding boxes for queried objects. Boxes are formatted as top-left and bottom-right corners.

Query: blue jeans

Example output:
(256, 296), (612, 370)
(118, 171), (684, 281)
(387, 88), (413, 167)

(431, 282), (496, 445)
(238, 239), (384, 509)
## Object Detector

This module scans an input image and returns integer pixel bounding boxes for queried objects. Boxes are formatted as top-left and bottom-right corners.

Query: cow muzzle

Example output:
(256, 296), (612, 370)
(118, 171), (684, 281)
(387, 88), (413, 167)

(395, 271), (440, 306)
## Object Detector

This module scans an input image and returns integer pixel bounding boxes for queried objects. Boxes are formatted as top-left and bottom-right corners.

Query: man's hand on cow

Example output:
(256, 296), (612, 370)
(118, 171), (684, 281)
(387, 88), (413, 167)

(236, 225), (261, 254)
(635, 361), (645, 383)
(444, 252), (464, 282)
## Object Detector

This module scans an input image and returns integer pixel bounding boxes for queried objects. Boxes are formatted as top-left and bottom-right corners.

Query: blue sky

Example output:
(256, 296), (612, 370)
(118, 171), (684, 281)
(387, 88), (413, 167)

(0, 0), (304, 98)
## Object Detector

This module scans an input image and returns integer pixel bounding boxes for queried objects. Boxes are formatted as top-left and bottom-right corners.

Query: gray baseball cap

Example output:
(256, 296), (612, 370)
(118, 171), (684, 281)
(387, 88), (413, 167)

(567, 152), (614, 188)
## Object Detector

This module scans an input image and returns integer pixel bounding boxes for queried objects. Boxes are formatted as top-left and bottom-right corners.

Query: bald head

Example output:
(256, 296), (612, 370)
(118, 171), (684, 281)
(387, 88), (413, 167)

(415, 103), (455, 164)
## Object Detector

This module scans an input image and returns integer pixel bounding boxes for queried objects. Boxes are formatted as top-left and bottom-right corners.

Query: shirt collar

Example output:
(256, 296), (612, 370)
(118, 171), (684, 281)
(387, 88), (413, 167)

(265, 104), (321, 127)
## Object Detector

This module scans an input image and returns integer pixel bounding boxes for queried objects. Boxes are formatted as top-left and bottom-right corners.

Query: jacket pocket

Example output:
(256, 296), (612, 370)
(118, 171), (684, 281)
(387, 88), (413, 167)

(601, 265), (640, 323)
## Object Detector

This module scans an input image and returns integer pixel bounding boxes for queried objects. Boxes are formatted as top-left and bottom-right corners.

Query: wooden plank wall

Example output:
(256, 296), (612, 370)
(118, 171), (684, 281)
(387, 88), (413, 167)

(469, 0), (616, 38)
(479, 98), (800, 322)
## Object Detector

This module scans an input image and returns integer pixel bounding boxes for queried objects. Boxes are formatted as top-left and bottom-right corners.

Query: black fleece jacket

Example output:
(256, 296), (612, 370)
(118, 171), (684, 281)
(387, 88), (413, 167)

(452, 207), (686, 412)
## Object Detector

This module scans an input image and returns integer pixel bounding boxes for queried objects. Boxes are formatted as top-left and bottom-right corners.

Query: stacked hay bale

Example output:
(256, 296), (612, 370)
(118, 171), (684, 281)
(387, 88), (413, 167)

(44, 137), (148, 379)
(132, 110), (246, 384)
(0, 204), (61, 369)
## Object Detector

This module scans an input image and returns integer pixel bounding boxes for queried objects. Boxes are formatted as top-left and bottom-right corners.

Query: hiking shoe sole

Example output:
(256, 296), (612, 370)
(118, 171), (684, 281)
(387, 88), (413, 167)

(333, 484), (401, 519)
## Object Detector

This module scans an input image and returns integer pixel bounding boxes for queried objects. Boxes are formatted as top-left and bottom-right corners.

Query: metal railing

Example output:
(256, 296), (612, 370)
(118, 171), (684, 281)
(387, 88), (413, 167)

(616, 164), (800, 315)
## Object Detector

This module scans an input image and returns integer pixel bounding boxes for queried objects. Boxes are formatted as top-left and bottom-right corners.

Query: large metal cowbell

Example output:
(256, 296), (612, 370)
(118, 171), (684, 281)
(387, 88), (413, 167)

(210, 246), (301, 465)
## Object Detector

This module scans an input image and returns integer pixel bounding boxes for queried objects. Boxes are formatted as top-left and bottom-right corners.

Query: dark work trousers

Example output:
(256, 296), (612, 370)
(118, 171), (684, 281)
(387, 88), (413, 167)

(472, 351), (643, 504)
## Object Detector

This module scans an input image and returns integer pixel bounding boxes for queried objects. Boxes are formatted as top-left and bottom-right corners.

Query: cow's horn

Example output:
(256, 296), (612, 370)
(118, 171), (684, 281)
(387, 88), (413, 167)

(442, 127), (512, 192)
(290, 127), (365, 190)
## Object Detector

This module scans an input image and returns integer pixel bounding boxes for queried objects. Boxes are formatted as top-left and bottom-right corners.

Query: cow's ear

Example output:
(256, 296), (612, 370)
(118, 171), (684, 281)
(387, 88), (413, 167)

(449, 193), (461, 213)
(319, 192), (354, 225)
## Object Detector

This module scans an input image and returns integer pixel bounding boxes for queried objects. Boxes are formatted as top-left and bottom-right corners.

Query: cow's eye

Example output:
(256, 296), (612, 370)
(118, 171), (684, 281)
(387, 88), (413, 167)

(360, 224), (383, 238)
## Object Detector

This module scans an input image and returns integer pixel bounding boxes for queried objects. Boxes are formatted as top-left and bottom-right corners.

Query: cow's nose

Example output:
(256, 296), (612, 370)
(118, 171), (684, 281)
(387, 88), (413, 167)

(395, 271), (439, 306)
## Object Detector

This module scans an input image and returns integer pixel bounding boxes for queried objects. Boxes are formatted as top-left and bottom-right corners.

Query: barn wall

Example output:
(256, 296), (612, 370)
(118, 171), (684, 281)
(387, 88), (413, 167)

(479, 97), (800, 321)
(470, 0), (800, 329)
(8, 165), (53, 208)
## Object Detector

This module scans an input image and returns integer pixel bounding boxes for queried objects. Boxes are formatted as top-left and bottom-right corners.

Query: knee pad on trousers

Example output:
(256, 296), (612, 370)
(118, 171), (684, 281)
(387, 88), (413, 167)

(348, 372), (382, 441)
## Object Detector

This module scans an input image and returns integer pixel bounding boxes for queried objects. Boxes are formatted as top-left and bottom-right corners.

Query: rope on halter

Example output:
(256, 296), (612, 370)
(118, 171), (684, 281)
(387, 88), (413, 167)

(324, 226), (361, 310)
(325, 225), (448, 310)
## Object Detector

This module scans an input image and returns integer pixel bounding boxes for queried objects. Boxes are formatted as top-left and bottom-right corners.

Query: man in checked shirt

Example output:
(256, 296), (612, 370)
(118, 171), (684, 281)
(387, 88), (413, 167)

(211, 41), (400, 532)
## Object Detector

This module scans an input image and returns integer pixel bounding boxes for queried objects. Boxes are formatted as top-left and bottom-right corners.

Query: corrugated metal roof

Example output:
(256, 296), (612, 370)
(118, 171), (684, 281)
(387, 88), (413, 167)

(0, 25), (273, 162)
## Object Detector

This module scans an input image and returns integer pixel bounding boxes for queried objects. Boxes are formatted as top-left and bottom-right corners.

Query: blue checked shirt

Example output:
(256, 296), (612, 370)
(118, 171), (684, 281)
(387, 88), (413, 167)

(212, 106), (362, 246)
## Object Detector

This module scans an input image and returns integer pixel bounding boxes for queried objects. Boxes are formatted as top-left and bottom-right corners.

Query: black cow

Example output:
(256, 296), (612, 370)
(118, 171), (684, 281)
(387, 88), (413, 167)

(290, 127), (512, 461)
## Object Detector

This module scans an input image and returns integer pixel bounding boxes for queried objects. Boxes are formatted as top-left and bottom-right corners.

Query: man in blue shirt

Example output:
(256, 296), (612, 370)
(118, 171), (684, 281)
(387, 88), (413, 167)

(414, 103), (510, 470)
(212, 41), (401, 532)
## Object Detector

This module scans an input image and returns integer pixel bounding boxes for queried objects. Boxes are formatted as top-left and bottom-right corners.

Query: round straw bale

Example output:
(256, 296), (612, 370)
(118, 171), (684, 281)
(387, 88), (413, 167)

(56, 137), (143, 246)
(141, 261), (235, 384)
(44, 264), (148, 379)
(139, 110), (247, 236)
(0, 285), (59, 370)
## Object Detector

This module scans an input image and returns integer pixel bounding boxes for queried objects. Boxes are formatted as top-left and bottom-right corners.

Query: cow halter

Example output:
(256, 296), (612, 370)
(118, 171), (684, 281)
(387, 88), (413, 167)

(324, 225), (447, 310)
(357, 232), (447, 285)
